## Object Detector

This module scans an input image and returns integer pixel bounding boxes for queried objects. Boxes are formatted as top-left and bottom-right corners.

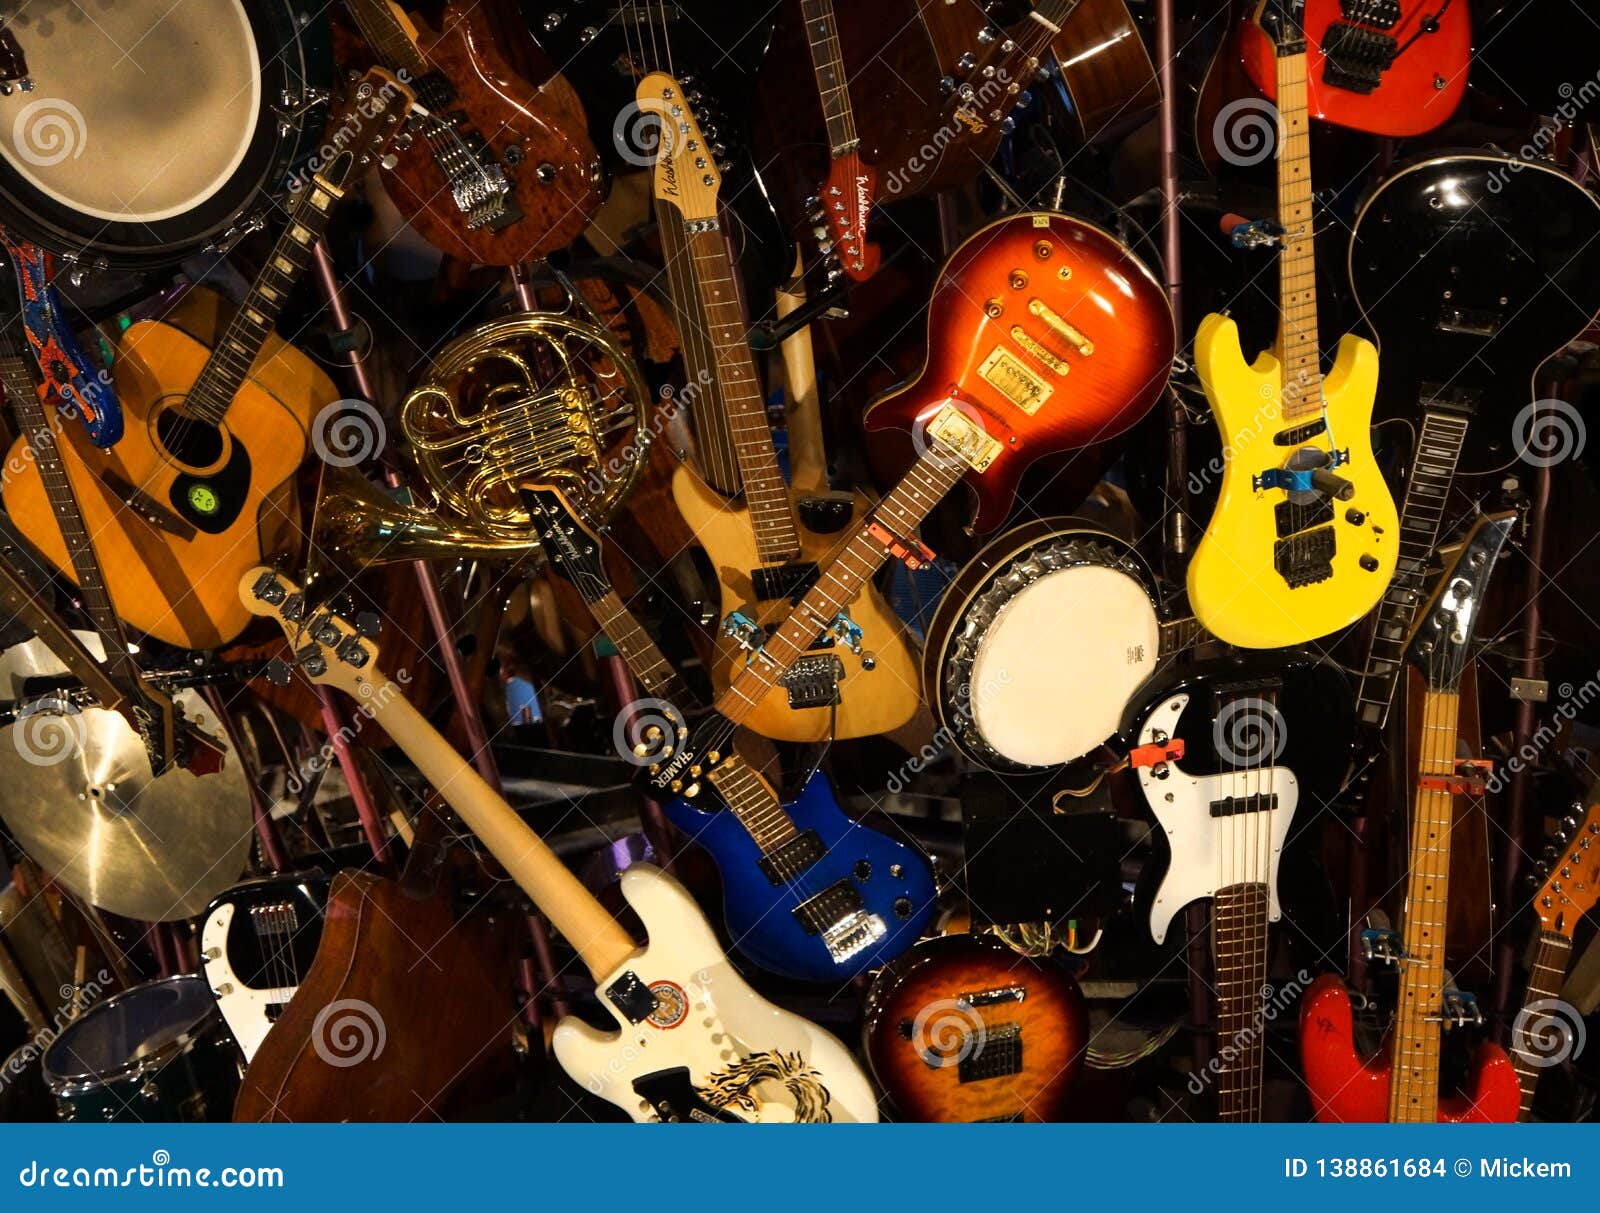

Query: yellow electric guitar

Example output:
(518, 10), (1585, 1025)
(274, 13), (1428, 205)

(1185, 0), (1397, 649)
(644, 72), (918, 742)
(2, 71), (412, 650)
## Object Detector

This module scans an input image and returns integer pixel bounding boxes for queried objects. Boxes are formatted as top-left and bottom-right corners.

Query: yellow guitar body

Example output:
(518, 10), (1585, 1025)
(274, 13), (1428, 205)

(2, 290), (334, 649)
(671, 463), (920, 742)
(1186, 312), (1398, 649)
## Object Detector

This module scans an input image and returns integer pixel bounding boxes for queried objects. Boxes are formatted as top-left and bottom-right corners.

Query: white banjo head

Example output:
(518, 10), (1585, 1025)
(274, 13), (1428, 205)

(936, 528), (1162, 770)
(0, 0), (261, 223)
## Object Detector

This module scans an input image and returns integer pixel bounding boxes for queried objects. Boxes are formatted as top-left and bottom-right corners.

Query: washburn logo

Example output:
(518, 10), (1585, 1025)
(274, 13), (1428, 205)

(659, 151), (681, 198)
(853, 175), (872, 229)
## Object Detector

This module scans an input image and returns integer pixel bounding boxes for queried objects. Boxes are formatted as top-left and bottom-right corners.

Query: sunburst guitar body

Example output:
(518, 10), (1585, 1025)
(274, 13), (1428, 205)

(3, 297), (331, 650)
(672, 464), (920, 743)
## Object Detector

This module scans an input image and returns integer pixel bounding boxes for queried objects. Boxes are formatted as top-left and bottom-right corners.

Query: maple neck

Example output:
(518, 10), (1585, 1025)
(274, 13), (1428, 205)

(587, 589), (686, 704)
(1351, 410), (1471, 734)
(657, 209), (739, 494)
(345, 0), (430, 79)
(680, 225), (800, 563)
(1213, 882), (1270, 1122)
(0, 350), (135, 680)
(715, 443), (966, 725)
(186, 174), (345, 424)
(1273, 47), (1323, 421)
(1388, 687), (1461, 1123)
(800, 0), (857, 154)
(1510, 931), (1573, 1120)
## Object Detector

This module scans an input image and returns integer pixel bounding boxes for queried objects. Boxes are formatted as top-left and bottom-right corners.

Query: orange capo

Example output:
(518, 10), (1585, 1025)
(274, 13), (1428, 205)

(866, 519), (935, 571)
(1418, 759), (1494, 796)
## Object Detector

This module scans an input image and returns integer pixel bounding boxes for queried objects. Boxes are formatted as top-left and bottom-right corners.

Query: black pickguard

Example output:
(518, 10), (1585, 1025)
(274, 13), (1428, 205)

(167, 440), (252, 533)
(204, 872), (329, 995)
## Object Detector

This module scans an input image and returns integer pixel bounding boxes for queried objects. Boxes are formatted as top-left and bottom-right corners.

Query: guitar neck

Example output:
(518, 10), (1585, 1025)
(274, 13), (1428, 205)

(715, 443), (966, 725)
(680, 225), (801, 563)
(185, 172), (348, 423)
(1273, 44), (1324, 422)
(1351, 410), (1471, 734)
(1387, 687), (1461, 1123)
(369, 682), (637, 980)
(1213, 882), (1269, 1122)
(587, 589), (688, 704)
(344, 0), (431, 79)
(799, 0), (858, 154)
(1510, 931), (1574, 1120)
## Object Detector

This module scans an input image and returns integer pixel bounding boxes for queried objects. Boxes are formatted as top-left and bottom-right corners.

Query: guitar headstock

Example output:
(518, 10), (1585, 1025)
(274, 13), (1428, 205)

(1257, 0), (1308, 53)
(1532, 802), (1600, 935)
(808, 155), (881, 281)
(238, 567), (384, 701)
(308, 67), (416, 196)
(1403, 512), (1515, 694)
(637, 72), (721, 223)
(523, 484), (608, 602)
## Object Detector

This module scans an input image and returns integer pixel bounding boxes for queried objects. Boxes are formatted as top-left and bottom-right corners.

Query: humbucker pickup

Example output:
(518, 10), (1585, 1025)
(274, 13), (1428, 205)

(1274, 498), (1334, 539)
(793, 879), (887, 962)
(1273, 418), (1328, 446)
(752, 561), (820, 602)
(757, 830), (826, 885)
(1209, 793), (1281, 818)
(957, 1023), (1023, 1083)
(1273, 526), (1335, 588)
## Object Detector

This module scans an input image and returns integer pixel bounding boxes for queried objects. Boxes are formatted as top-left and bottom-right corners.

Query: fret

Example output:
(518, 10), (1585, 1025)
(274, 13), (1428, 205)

(799, 0), (857, 153)
(344, 0), (430, 80)
(1511, 933), (1575, 1118)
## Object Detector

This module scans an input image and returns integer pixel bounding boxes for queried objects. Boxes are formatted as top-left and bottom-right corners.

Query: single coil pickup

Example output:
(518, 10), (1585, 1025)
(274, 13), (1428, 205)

(751, 561), (820, 602)
(1208, 792), (1282, 818)
(757, 829), (827, 885)
(1273, 418), (1327, 445)
(1418, 382), (1483, 416)
(1340, 0), (1400, 29)
(1275, 497), (1334, 539)
(792, 877), (867, 936)
(1273, 526), (1336, 588)
(957, 1023), (1023, 1083)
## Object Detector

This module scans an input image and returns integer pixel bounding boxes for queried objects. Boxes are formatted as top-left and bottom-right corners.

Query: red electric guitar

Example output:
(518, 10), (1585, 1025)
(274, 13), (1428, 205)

(1299, 514), (1521, 1123)
(1237, 0), (1469, 136)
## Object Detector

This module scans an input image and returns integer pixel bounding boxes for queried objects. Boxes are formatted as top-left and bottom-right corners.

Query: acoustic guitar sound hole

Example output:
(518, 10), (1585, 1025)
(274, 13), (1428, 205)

(154, 406), (225, 468)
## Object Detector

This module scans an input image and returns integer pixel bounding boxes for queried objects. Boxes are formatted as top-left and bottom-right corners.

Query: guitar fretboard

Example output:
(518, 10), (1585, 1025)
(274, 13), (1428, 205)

(1510, 931), (1573, 1120)
(681, 227), (801, 564)
(1213, 882), (1270, 1122)
(800, 0), (857, 154)
(715, 442), (966, 725)
(1387, 688), (1461, 1123)
(707, 758), (800, 855)
(1273, 44), (1324, 422)
(344, 0), (431, 79)
(588, 589), (687, 704)
(1351, 410), (1471, 732)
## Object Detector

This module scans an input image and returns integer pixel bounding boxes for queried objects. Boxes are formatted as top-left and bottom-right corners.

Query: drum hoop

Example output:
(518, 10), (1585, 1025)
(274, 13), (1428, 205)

(928, 522), (1160, 771)
(42, 975), (215, 1094)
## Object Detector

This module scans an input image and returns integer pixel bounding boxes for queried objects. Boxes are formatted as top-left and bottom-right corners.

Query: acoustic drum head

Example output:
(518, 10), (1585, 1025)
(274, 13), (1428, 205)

(0, 1), (258, 224)
(926, 522), (1162, 772)
(43, 976), (217, 1094)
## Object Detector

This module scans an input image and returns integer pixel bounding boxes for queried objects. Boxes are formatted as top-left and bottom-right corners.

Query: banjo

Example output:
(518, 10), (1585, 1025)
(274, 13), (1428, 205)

(923, 520), (1202, 772)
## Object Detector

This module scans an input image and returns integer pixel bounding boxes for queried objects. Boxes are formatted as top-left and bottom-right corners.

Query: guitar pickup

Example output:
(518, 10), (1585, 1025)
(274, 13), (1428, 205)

(1437, 305), (1502, 338)
(751, 561), (819, 602)
(793, 879), (887, 962)
(757, 830), (826, 885)
(1208, 792), (1280, 818)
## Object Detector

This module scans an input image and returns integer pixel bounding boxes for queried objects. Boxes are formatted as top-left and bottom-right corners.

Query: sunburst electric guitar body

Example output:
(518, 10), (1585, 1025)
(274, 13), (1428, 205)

(1186, 7), (1397, 649)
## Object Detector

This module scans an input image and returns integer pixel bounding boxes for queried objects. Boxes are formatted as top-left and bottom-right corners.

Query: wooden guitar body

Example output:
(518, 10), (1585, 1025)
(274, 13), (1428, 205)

(1298, 974), (1520, 1123)
(672, 463), (919, 743)
(2, 297), (331, 649)
(380, 3), (603, 264)
(864, 934), (1087, 1122)
(865, 214), (1174, 533)
(1237, 0), (1469, 136)
(233, 870), (518, 1122)
(1185, 314), (1397, 648)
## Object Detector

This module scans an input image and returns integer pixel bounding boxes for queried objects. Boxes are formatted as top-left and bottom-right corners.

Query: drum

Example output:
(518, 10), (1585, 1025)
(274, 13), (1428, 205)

(0, 0), (329, 269)
(923, 520), (1165, 772)
(42, 975), (240, 1122)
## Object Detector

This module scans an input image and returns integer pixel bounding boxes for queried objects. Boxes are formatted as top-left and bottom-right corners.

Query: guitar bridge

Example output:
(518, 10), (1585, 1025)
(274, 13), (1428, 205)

(752, 561), (820, 602)
(956, 1022), (1022, 1083)
(1322, 23), (1397, 93)
(781, 655), (844, 709)
(1272, 526), (1335, 588)
(792, 879), (886, 962)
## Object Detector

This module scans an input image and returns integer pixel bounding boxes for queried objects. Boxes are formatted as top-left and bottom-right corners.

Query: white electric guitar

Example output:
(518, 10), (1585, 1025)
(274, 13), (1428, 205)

(1132, 687), (1298, 1122)
(239, 567), (876, 1123)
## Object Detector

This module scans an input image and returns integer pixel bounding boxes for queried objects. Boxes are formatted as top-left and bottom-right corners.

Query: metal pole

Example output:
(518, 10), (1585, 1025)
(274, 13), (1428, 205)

(1156, 0), (1189, 567)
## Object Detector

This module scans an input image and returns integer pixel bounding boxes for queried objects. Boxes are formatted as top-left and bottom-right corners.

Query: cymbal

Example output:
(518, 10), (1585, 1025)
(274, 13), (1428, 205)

(0, 637), (252, 922)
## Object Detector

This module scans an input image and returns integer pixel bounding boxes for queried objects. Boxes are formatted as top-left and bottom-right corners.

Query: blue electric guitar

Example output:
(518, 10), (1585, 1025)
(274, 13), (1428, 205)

(524, 485), (937, 981)
(0, 229), (122, 446)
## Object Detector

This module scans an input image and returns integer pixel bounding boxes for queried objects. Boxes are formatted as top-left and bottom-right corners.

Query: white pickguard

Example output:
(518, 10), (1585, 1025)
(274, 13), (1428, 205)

(551, 865), (878, 1123)
(200, 903), (298, 1062)
(1136, 693), (1298, 945)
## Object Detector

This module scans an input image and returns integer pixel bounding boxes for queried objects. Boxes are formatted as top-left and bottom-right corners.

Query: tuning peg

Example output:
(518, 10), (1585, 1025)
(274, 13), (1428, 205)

(1563, 814), (1580, 834)
(265, 658), (294, 687)
(354, 610), (381, 638)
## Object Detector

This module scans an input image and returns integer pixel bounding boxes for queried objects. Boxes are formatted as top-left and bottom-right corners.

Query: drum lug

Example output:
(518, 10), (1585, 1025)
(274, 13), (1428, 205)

(205, 215), (267, 258)
(276, 86), (330, 129)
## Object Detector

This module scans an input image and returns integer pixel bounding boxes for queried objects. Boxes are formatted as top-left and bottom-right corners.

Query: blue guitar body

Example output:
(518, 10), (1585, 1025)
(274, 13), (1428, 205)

(662, 772), (937, 982)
